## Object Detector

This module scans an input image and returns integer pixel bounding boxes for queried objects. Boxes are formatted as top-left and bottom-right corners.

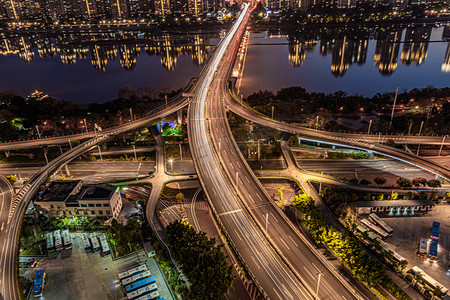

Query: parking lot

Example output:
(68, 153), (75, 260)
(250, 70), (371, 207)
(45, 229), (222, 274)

(382, 205), (450, 291)
(21, 231), (174, 300)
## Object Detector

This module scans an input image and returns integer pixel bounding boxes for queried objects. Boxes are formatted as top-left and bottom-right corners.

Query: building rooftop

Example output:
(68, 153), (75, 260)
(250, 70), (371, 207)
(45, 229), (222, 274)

(37, 180), (81, 202)
(80, 185), (114, 200)
(355, 200), (434, 207)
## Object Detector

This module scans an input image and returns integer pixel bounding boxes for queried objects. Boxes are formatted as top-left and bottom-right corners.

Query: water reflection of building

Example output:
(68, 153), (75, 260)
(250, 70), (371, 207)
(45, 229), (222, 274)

(90, 44), (118, 70)
(119, 44), (139, 71)
(400, 26), (431, 66)
(1, 31), (212, 71)
(287, 37), (316, 67)
(441, 26), (450, 72)
(373, 30), (402, 75)
(36, 37), (56, 58)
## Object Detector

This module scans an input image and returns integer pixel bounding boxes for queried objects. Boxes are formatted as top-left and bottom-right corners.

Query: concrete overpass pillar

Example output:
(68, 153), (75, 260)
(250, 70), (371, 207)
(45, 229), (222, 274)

(368, 151), (374, 160)
(64, 164), (71, 177)
(177, 110), (182, 125)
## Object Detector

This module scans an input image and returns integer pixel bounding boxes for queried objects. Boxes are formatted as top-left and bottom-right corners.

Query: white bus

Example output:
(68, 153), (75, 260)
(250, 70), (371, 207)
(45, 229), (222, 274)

(360, 219), (390, 239)
(81, 233), (92, 252)
(126, 282), (157, 300)
(122, 270), (151, 286)
(89, 232), (101, 253)
(62, 229), (72, 249)
(411, 266), (448, 296)
(368, 213), (393, 234)
(45, 232), (55, 253)
(53, 230), (63, 251)
(99, 233), (111, 256)
(118, 265), (148, 280)
(417, 238), (428, 257)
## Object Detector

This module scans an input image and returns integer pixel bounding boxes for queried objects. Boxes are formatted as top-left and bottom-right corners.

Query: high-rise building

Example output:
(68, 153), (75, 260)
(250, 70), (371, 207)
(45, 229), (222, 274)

(188, 0), (203, 16)
(95, 0), (112, 19)
(3, 0), (22, 20)
(154, 0), (171, 16)
(373, 29), (402, 75)
(111, 0), (128, 18)
(46, 0), (66, 19)
(401, 26), (431, 66)
(267, 0), (289, 10)
(337, 0), (355, 8)
(79, 0), (98, 18)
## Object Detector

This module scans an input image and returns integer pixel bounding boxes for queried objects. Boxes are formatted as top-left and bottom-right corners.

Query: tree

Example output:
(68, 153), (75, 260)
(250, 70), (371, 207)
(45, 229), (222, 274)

(374, 176), (386, 187)
(398, 260), (408, 270)
(396, 177), (412, 188)
(359, 179), (371, 186)
(176, 192), (185, 203)
(166, 221), (234, 300)
(385, 139), (395, 147)
(426, 179), (441, 189)
(6, 174), (17, 184)
(412, 177), (427, 187)
(349, 178), (359, 185)
(276, 185), (284, 201)
(391, 192), (399, 200)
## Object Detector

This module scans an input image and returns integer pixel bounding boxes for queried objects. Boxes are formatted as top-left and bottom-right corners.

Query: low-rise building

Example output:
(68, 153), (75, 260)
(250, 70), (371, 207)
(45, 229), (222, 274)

(34, 180), (122, 219)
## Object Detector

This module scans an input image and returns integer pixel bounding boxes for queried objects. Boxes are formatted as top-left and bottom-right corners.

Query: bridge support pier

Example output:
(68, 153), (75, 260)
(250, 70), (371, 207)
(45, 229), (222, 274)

(177, 110), (182, 125)
(4, 150), (10, 158)
(64, 164), (71, 177)
(368, 151), (374, 160)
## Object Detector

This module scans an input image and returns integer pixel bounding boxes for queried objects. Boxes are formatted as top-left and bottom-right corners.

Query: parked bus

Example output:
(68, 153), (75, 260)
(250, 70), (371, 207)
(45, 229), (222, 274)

(45, 232), (55, 253)
(118, 265), (148, 280)
(53, 230), (63, 251)
(126, 282), (157, 300)
(62, 229), (72, 249)
(122, 270), (151, 286)
(19, 257), (36, 268)
(99, 233), (111, 256)
(368, 213), (393, 234)
(430, 221), (440, 240)
(417, 238), (428, 257)
(428, 239), (438, 262)
(360, 219), (390, 239)
(81, 233), (92, 252)
(32, 270), (46, 297)
(89, 232), (101, 253)
(124, 276), (156, 293)
(410, 266), (448, 296)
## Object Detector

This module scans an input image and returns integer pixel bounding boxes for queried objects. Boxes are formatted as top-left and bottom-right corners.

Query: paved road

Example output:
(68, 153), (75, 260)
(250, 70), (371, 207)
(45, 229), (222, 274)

(0, 161), (155, 183)
(226, 95), (450, 181)
(188, 4), (368, 299)
(0, 90), (192, 300)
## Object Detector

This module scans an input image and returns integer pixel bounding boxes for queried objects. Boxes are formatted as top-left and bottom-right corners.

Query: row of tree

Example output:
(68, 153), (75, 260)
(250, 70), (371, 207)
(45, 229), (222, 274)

(166, 221), (234, 300)
(292, 194), (410, 300)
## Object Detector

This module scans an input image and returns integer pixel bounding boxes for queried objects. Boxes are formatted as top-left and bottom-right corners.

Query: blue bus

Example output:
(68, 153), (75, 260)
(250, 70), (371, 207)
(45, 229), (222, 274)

(124, 276), (156, 293)
(428, 239), (438, 262)
(127, 282), (157, 300)
(430, 221), (440, 240)
(32, 270), (46, 297)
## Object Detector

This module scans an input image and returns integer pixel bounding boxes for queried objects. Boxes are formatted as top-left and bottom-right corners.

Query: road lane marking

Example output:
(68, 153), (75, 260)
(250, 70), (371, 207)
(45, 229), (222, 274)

(219, 209), (242, 216)
(279, 237), (290, 250)
(288, 235), (298, 247)
(251, 256), (261, 269)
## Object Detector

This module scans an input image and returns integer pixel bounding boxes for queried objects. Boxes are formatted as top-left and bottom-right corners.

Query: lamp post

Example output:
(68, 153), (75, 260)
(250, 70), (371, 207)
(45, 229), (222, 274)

(84, 118), (88, 133)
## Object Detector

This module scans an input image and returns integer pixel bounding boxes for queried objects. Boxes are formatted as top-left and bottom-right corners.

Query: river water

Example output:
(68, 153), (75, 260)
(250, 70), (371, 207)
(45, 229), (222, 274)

(240, 25), (450, 97)
(1, 25), (450, 103)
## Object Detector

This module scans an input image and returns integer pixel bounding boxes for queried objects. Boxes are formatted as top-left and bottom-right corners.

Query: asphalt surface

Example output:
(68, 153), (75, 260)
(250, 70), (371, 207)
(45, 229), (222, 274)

(188, 4), (368, 299)
(226, 96), (450, 181)
(0, 89), (192, 300)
